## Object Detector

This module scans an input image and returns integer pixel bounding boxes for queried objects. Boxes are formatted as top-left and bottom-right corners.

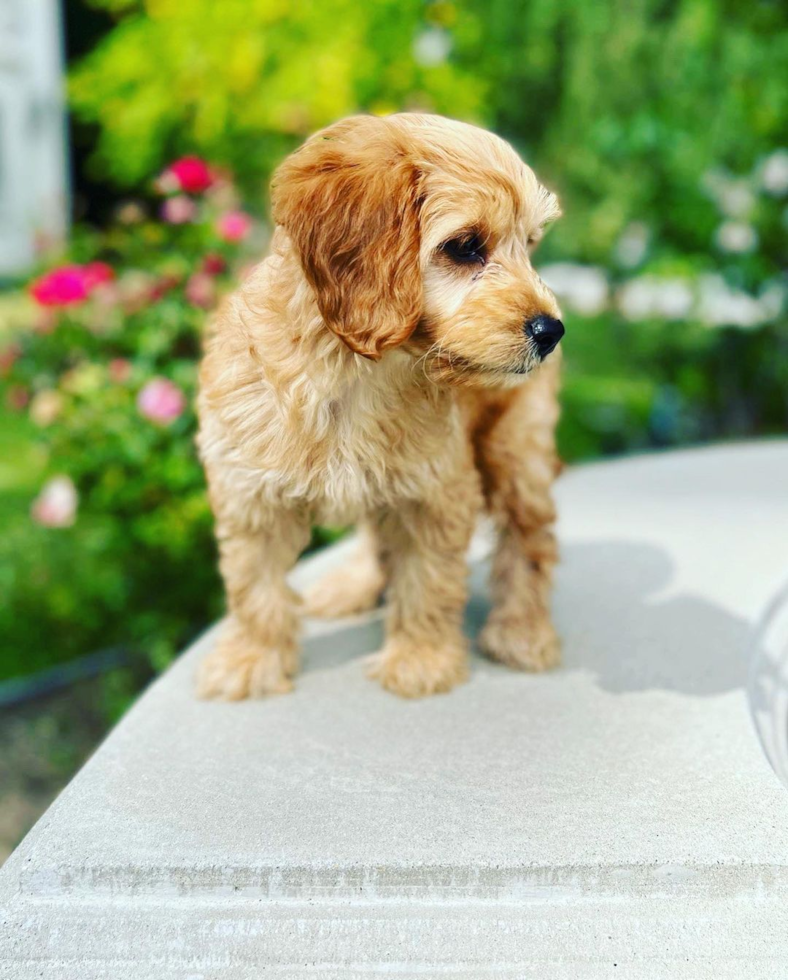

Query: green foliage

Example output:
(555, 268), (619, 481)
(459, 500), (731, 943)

(70, 0), (483, 188)
(452, 0), (788, 263)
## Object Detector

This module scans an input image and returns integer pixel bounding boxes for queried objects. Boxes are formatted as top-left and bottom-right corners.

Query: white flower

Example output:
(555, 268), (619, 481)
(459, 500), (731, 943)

(760, 150), (788, 196)
(714, 221), (758, 254)
(614, 222), (649, 268)
(538, 263), (609, 316)
(617, 279), (654, 320)
(703, 171), (755, 217)
(412, 29), (451, 67)
(658, 279), (694, 319)
(29, 390), (63, 427)
(697, 275), (766, 329)
(617, 276), (693, 321)
(758, 280), (787, 321)
(718, 180), (755, 219)
(31, 476), (78, 528)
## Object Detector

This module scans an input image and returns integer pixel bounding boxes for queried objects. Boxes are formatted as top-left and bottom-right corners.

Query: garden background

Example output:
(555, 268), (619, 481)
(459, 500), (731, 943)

(1, 0), (787, 855)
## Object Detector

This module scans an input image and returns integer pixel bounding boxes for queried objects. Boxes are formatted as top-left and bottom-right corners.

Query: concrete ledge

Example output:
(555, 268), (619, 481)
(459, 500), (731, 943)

(3, 442), (788, 977)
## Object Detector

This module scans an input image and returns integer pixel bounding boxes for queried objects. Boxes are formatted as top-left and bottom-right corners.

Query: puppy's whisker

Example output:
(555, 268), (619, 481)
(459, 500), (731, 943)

(412, 326), (463, 385)
(420, 319), (465, 375)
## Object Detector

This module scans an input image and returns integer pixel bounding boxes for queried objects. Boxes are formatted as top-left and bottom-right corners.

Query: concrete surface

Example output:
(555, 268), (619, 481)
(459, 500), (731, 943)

(2, 442), (788, 978)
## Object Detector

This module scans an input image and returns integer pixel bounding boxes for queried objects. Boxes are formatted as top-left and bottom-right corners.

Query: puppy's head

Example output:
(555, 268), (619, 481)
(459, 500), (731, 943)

(271, 114), (563, 380)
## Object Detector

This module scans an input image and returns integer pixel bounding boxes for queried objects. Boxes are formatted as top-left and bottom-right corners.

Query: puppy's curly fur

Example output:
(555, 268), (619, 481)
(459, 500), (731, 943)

(196, 114), (564, 699)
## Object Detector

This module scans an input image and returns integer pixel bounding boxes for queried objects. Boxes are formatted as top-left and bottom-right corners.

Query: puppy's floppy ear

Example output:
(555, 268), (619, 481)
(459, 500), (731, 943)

(271, 116), (423, 361)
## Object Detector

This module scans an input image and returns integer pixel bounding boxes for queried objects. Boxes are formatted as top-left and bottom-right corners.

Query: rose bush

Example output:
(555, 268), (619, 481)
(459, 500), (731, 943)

(0, 161), (266, 691)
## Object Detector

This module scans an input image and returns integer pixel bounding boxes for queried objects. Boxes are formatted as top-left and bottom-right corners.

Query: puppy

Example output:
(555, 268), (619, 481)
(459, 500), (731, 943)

(196, 113), (564, 700)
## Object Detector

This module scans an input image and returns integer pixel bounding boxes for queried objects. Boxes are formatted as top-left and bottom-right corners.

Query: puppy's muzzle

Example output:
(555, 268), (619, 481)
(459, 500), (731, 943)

(525, 314), (565, 359)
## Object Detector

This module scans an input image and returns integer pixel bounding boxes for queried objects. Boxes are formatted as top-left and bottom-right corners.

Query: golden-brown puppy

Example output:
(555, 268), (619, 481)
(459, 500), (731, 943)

(196, 113), (564, 700)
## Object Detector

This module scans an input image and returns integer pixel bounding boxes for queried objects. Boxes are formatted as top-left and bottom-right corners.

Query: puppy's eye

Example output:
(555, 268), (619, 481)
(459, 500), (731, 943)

(442, 233), (487, 265)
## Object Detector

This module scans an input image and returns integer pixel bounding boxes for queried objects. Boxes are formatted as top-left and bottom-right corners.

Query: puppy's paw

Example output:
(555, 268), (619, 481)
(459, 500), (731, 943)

(478, 613), (560, 673)
(366, 637), (469, 698)
(196, 626), (295, 700)
(303, 560), (385, 618)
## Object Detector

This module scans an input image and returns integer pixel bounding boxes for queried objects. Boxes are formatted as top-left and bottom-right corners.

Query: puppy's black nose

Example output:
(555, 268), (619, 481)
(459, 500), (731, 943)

(525, 314), (565, 358)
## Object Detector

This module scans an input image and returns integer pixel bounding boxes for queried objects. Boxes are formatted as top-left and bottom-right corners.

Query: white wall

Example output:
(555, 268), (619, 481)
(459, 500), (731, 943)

(0, 0), (68, 277)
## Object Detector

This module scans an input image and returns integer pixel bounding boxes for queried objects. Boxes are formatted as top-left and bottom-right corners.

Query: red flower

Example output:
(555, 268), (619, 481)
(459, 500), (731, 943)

(30, 266), (90, 307)
(81, 262), (114, 290)
(29, 262), (115, 308)
(162, 156), (214, 194)
(201, 253), (227, 275)
(148, 271), (182, 302)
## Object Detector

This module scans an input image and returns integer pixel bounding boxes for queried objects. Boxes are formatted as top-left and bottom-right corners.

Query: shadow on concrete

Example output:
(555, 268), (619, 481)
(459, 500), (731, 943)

(554, 540), (754, 696)
(474, 540), (752, 697)
(300, 539), (755, 698)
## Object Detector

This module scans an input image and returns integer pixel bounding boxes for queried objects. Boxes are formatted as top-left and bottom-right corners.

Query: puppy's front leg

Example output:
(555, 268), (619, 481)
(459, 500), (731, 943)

(367, 473), (481, 698)
(197, 511), (310, 699)
(476, 363), (562, 672)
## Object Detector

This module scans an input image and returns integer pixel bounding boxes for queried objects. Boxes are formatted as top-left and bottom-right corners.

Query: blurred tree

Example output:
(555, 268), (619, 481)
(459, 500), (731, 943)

(71, 0), (788, 267)
(70, 0), (483, 191)
(457, 0), (788, 264)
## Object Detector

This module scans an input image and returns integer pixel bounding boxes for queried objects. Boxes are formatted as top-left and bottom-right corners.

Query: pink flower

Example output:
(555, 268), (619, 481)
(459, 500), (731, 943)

(185, 271), (217, 309)
(215, 210), (253, 242)
(30, 266), (89, 307)
(161, 195), (197, 224)
(31, 476), (78, 528)
(29, 262), (116, 308)
(109, 358), (132, 383)
(160, 156), (214, 195)
(137, 377), (186, 425)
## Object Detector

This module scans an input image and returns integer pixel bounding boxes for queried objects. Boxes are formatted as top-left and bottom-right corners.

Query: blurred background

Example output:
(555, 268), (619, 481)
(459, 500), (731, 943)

(1, 0), (786, 858)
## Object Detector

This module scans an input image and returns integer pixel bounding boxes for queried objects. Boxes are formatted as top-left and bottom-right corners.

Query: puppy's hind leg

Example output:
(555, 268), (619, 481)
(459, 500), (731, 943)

(480, 521), (560, 672)
(474, 361), (562, 672)
(303, 523), (386, 618)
